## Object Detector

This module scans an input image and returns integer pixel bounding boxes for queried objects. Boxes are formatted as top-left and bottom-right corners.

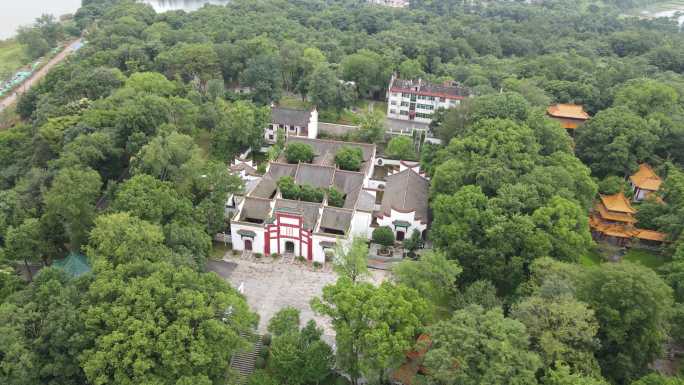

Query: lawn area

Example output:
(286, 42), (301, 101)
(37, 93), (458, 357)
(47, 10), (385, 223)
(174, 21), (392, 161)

(278, 94), (312, 110)
(580, 248), (602, 267)
(210, 241), (232, 260)
(0, 39), (29, 81)
(623, 248), (668, 270)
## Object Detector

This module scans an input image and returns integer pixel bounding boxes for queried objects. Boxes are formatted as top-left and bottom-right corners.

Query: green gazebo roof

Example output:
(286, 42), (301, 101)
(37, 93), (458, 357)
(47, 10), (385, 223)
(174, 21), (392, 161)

(53, 252), (91, 278)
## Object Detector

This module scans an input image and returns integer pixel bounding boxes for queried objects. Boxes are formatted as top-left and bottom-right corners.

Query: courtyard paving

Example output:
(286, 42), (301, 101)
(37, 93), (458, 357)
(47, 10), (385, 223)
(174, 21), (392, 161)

(208, 252), (390, 344)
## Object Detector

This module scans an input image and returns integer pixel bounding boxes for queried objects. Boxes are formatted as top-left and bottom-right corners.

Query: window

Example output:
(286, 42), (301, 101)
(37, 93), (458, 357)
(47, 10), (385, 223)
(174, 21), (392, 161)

(400, 110), (409, 115)
(390, 109), (397, 114)
(289, 126), (296, 132)
(268, 134), (274, 140)
(390, 100), (397, 105)
(400, 101), (409, 107)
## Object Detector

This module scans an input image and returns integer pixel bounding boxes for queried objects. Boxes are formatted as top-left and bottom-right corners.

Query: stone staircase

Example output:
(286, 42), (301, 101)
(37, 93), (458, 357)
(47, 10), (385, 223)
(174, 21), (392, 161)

(229, 331), (263, 383)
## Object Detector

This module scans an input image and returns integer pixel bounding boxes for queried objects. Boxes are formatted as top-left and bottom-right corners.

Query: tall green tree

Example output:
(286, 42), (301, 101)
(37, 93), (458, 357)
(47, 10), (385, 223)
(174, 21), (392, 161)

(332, 237), (370, 284)
(80, 261), (256, 385)
(578, 263), (674, 384)
(43, 167), (102, 250)
(423, 305), (542, 385)
(312, 278), (429, 385)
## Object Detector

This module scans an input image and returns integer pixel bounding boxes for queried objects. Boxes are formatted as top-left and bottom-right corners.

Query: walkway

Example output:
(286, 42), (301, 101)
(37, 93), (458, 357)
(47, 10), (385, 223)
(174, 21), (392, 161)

(0, 38), (83, 113)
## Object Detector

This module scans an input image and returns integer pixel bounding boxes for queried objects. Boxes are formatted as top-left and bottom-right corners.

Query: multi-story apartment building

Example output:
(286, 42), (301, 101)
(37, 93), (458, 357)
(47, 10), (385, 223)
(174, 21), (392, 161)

(386, 74), (469, 124)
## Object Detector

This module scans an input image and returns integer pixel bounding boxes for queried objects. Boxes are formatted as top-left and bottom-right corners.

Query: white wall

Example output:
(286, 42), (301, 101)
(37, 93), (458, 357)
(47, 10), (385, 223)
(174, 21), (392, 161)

(230, 223), (266, 253)
(377, 209), (427, 240)
(350, 211), (374, 239)
(308, 109), (318, 139)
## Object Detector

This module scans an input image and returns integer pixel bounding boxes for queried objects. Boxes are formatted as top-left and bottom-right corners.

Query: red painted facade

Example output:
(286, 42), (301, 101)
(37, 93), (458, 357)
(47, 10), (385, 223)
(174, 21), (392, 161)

(265, 212), (313, 260)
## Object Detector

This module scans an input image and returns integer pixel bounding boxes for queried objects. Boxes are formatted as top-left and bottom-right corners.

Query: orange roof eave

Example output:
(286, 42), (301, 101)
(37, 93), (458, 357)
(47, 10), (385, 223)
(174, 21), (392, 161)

(547, 104), (590, 120)
(600, 193), (636, 214)
(629, 164), (662, 191)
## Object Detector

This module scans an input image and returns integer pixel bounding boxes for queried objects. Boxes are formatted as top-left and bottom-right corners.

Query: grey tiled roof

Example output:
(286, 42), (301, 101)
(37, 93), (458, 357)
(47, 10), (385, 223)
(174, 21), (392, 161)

(283, 137), (375, 174)
(249, 163), (296, 199)
(332, 170), (365, 209)
(271, 107), (312, 127)
(356, 190), (376, 212)
(239, 197), (272, 223)
(319, 207), (353, 233)
(295, 163), (335, 189)
(379, 169), (429, 222)
(274, 199), (322, 230)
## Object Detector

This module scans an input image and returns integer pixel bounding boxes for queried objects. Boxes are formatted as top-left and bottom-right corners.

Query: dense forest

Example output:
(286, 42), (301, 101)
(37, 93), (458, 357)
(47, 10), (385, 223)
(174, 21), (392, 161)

(1, 0), (684, 384)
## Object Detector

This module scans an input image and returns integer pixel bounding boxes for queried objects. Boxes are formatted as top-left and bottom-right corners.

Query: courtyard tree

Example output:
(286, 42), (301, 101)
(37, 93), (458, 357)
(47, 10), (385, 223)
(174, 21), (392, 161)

(267, 307), (300, 336)
(332, 237), (369, 284)
(312, 278), (429, 385)
(285, 143), (315, 164)
(334, 146), (364, 171)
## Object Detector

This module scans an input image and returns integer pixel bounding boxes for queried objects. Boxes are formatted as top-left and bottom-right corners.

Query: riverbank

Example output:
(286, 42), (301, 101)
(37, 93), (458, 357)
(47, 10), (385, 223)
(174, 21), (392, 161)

(0, 39), (83, 113)
(0, 40), (30, 81)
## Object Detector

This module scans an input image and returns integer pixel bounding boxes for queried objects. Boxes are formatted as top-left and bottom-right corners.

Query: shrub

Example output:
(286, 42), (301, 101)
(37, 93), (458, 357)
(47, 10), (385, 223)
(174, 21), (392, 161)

(254, 252), (263, 258)
(372, 226), (395, 247)
(262, 333), (272, 346)
(270, 253), (280, 259)
(285, 143), (314, 164)
(296, 255), (306, 263)
(255, 356), (266, 369)
(268, 307), (300, 336)
(385, 136), (417, 160)
(327, 187), (345, 207)
(259, 348), (269, 360)
(299, 184), (324, 203)
(278, 176), (300, 200)
(313, 261), (322, 269)
(335, 146), (364, 171)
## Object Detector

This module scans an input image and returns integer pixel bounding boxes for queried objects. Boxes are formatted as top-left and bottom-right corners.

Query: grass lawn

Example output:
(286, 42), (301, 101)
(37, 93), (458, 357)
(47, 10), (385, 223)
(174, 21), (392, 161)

(210, 241), (232, 261)
(278, 94), (312, 110)
(0, 39), (29, 81)
(580, 248), (602, 267)
(623, 248), (668, 270)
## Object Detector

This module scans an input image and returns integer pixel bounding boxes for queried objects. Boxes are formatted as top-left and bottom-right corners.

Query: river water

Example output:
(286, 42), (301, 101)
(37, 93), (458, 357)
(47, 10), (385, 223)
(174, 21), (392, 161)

(0, 0), (231, 40)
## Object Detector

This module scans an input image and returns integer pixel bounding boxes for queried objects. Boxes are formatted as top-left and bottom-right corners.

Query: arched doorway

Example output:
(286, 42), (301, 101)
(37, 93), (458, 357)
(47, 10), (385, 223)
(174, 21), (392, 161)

(285, 241), (295, 254)
(396, 230), (405, 241)
(244, 239), (253, 251)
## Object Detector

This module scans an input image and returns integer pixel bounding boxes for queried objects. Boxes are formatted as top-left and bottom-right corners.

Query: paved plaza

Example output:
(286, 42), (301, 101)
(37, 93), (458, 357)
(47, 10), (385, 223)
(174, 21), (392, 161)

(207, 253), (390, 343)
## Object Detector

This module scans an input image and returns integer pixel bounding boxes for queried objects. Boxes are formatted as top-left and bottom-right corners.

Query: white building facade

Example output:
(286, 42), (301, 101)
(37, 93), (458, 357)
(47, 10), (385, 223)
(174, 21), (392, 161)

(387, 74), (469, 124)
(265, 107), (318, 143)
(227, 137), (430, 263)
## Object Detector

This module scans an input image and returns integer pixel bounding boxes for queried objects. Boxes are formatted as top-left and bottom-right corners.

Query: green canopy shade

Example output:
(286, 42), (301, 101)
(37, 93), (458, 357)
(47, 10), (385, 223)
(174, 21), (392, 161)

(53, 252), (91, 278)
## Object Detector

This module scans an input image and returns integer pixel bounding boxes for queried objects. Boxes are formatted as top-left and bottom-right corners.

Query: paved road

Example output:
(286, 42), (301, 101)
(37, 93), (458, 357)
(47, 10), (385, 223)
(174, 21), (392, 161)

(0, 38), (83, 113)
